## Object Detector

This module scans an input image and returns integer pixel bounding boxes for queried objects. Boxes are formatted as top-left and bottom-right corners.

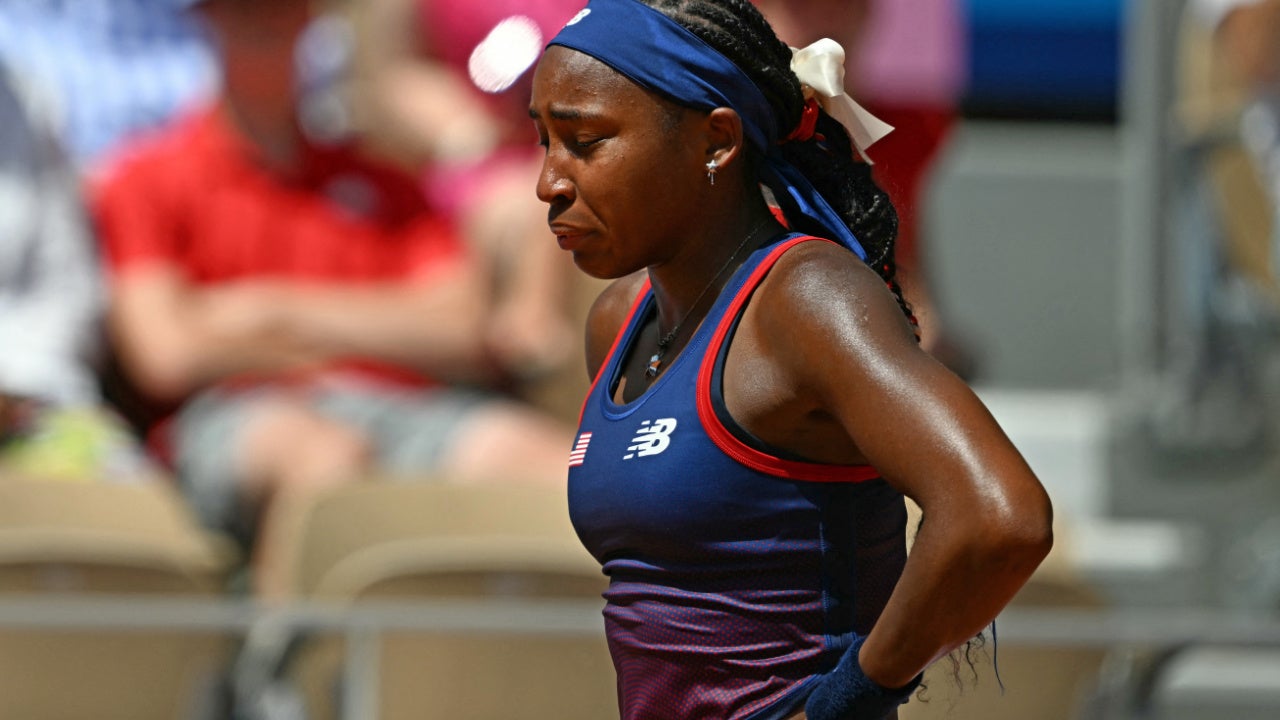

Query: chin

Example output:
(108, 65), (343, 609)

(571, 256), (616, 280)
(572, 253), (637, 281)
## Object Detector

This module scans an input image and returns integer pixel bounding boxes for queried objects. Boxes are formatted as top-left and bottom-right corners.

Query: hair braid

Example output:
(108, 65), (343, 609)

(784, 113), (915, 327)
(639, 0), (916, 330)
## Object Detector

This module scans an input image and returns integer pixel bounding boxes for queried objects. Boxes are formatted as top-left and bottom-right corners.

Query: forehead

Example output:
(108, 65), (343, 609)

(531, 45), (664, 114)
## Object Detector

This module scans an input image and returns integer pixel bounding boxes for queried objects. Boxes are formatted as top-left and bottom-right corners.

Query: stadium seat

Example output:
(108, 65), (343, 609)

(273, 481), (614, 720)
(0, 474), (237, 720)
(1147, 644), (1280, 720)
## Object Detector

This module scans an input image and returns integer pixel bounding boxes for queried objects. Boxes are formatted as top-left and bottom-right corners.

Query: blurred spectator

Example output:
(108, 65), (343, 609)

(338, 0), (580, 172)
(92, 0), (575, 597)
(340, 0), (588, 403)
(1182, 1), (1280, 608)
(753, 0), (974, 376)
(0, 0), (218, 176)
(0, 64), (158, 483)
(1151, 0), (1280, 451)
(1189, 0), (1280, 293)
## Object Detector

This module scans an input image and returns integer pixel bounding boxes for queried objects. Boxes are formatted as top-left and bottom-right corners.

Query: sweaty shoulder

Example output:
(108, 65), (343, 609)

(584, 270), (649, 381)
(748, 240), (920, 380)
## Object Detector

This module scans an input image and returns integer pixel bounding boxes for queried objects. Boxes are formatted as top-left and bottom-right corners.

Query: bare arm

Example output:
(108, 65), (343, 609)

(108, 265), (327, 402)
(240, 262), (493, 382)
(755, 244), (1053, 689)
(461, 160), (579, 377)
(344, 0), (498, 168)
(109, 260), (492, 402)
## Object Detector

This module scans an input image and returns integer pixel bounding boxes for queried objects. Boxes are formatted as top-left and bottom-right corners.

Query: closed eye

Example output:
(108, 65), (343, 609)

(530, 118), (549, 149)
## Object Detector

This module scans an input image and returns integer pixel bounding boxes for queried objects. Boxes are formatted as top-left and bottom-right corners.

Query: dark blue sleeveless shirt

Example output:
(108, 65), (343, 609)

(568, 234), (909, 720)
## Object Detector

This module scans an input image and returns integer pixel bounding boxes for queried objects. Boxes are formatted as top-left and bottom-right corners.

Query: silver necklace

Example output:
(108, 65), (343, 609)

(645, 217), (772, 379)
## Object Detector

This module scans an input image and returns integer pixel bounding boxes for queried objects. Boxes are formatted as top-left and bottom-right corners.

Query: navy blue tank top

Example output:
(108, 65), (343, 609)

(568, 234), (909, 720)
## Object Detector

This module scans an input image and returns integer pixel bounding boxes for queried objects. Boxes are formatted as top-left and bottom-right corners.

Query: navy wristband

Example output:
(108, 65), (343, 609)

(804, 636), (922, 720)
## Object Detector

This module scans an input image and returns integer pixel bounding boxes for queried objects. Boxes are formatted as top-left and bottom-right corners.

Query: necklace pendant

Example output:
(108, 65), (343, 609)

(646, 353), (662, 379)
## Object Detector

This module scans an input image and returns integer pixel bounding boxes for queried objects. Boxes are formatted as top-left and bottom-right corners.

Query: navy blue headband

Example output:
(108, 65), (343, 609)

(548, 0), (868, 260)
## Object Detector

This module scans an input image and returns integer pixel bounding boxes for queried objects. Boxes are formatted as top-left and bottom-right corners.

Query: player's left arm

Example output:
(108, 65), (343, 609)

(759, 242), (1053, 690)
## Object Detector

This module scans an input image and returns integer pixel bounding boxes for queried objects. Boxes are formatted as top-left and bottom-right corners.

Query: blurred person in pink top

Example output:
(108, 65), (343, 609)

(340, 0), (588, 396)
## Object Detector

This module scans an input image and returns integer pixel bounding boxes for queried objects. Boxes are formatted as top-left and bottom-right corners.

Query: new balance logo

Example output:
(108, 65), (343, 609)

(568, 432), (592, 468)
(623, 419), (678, 460)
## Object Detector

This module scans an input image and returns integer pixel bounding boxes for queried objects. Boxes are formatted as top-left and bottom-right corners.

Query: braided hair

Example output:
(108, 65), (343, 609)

(639, 0), (916, 329)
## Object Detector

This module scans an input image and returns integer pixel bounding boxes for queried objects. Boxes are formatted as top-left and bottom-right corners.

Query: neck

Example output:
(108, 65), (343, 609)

(642, 208), (778, 380)
(220, 97), (302, 173)
(649, 206), (779, 330)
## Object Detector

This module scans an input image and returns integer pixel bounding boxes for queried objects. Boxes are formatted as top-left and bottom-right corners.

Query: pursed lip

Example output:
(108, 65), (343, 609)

(549, 223), (592, 250)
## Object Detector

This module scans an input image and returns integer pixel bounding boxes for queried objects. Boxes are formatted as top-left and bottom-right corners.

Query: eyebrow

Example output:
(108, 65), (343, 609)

(528, 105), (606, 122)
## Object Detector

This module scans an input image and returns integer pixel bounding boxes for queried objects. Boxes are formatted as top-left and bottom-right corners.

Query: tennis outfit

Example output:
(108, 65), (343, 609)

(568, 234), (909, 720)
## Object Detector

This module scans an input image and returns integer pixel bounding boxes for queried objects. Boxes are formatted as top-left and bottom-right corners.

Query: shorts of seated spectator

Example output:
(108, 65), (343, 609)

(172, 381), (492, 544)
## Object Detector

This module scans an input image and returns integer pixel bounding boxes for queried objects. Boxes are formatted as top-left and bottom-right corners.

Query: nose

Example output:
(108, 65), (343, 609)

(535, 148), (574, 207)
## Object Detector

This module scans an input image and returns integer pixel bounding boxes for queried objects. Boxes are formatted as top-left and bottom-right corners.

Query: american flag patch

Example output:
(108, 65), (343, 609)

(568, 432), (592, 468)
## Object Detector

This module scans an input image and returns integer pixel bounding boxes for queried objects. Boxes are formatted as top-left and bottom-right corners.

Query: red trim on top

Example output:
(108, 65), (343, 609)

(696, 237), (881, 484)
(577, 278), (654, 425)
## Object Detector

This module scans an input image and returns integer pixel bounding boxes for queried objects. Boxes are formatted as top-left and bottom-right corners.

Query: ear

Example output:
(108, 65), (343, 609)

(704, 107), (746, 173)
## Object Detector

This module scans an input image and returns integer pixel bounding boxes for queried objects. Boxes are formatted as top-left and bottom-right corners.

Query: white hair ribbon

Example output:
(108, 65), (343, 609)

(789, 39), (894, 162)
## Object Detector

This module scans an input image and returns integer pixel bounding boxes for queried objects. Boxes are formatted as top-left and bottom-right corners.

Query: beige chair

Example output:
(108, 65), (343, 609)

(280, 481), (615, 720)
(0, 474), (237, 720)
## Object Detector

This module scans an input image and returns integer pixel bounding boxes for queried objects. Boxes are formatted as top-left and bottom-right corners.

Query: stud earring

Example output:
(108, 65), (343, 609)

(706, 159), (718, 186)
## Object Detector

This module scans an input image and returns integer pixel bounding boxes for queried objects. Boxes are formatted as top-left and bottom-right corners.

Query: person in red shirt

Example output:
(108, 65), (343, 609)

(94, 0), (574, 597)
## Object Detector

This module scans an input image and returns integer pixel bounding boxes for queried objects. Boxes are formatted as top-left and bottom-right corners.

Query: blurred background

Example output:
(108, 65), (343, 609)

(0, 0), (1277, 718)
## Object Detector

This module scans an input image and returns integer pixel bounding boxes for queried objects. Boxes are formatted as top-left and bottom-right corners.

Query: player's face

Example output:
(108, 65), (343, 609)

(530, 46), (711, 279)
